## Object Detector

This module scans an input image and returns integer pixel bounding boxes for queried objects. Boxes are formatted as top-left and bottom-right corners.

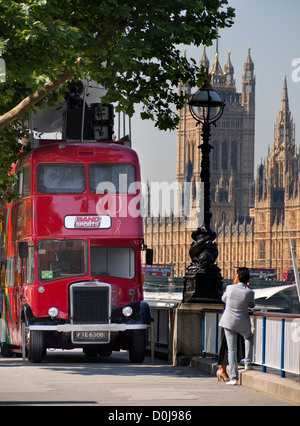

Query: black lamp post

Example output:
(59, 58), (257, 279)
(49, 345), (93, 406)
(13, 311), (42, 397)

(183, 72), (225, 303)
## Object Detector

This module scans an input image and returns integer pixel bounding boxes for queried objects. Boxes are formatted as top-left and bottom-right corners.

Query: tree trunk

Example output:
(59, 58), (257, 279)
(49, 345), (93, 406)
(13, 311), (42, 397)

(0, 58), (81, 130)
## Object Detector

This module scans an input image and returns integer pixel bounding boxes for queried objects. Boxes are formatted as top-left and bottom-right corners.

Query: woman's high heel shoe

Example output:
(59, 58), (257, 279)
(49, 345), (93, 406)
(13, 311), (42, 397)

(217, 370), (230, 382)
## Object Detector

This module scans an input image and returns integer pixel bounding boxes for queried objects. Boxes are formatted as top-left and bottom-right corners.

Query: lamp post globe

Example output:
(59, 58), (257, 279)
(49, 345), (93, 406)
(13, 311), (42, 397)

(189, 74), (225, 125)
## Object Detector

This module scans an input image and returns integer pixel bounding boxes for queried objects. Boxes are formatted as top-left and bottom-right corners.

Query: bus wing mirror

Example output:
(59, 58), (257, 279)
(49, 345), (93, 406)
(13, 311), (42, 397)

(19, 242), (28, 259)
(146, 248), (153, 265)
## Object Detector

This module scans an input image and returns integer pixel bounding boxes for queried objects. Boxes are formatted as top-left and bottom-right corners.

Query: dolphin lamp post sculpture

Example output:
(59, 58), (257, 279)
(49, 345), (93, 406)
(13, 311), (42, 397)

(184, 72), (225, 303)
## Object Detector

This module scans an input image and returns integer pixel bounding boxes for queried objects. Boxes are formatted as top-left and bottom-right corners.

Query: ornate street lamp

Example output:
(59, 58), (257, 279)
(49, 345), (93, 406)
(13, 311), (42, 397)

(183, 72), (225, 303)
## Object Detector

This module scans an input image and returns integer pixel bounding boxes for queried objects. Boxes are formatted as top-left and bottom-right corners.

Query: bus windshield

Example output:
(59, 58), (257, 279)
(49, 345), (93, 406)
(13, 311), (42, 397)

(38, 239), (87, 280)
(90, 246), (135, 279)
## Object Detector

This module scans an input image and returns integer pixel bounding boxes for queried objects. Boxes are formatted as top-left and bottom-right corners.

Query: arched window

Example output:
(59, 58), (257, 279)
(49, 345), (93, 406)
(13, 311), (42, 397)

(231, 142), (237, 170)
(280, 126), (284, 143)
(222, 142), (228, 170)
(285, 126), (290, 143)
(275, 163), (279, 187)
(212, 141), (219, 170)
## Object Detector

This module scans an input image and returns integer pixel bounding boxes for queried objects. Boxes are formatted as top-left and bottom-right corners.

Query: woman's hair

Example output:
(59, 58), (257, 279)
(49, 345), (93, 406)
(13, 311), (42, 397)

(237, 267), (250, 284)
(233, 274), (239, 284)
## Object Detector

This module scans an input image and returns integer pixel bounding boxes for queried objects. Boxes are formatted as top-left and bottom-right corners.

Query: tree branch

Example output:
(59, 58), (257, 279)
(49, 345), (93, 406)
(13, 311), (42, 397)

(0, 58), (81, 131)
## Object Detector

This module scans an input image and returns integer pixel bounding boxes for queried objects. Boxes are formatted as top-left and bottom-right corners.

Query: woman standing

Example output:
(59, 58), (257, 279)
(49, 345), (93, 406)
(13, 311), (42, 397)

(217, 274), (245, 383)
(219, 267), (255, 385)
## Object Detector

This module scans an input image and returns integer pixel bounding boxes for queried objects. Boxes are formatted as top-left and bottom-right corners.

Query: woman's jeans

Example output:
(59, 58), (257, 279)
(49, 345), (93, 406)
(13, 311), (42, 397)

(224, 328), (253, 381)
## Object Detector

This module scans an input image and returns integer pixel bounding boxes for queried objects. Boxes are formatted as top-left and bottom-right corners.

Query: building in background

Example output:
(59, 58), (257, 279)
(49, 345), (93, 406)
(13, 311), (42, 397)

(144, 47), (300, 280)
(176, 46), (255, 228)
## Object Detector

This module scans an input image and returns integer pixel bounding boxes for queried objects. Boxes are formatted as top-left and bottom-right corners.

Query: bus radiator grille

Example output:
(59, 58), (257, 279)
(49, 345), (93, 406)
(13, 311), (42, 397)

(71, 286), (110, 324)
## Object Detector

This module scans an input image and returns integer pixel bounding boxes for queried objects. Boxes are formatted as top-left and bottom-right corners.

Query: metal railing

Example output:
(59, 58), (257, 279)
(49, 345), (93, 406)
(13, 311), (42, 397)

(144, 277), (300, 377)
(202, 311), (300, 378)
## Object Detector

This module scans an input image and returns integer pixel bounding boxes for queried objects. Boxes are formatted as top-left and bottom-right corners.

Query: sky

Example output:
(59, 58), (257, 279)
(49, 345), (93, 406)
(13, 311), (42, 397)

(129, 0), (300, 188)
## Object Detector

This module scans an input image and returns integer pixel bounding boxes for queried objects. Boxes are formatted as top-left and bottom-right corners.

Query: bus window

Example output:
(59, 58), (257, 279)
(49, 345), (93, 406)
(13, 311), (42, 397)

(26, 246), (35, 284)
(5, 258), (14, 287)
(90, 246), (135, 279)
(89, 163), (136, 194)
(37, 164), (85, 194)
(16, 165), (31, 198)
(38, 239), (88, 280)
(17, 169), (23, 198)
(23, 165), (31, 197)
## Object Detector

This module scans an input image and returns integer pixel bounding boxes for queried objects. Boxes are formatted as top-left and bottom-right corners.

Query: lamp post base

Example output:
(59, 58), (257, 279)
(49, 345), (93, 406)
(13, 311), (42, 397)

(183, 267), (223, 303)
(183, 224), (224, 303)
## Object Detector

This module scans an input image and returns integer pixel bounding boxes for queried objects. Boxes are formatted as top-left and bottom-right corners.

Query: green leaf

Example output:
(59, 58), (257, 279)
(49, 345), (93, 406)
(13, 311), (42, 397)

(0, 0), (235, 194)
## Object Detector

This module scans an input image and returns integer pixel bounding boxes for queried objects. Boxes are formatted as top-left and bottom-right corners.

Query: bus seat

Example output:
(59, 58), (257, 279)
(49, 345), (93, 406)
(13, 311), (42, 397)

(50, 261), (71, 277)
(56, 250), (75, 267)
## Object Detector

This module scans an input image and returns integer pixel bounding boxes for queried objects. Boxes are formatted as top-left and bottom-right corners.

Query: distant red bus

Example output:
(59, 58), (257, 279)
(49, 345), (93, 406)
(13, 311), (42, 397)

(282, 269), (295, 282)
(0, 139), (151, 363)
(142, 264), (173, 277)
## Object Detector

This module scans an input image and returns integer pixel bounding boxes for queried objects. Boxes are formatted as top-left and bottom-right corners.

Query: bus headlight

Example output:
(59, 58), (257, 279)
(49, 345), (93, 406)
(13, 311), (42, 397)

(48, 307), (59, 318)
(122, 306), (133, 317)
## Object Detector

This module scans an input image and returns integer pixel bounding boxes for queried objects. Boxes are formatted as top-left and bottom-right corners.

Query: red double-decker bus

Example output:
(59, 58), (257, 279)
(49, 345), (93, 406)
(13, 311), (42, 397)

(0, 139), (151, 363)
(282, 269), (295, 282)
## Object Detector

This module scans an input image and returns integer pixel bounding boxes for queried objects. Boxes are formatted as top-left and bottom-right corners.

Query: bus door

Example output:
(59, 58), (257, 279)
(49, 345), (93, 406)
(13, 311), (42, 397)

(0, 203), (18, 347)
(1, 251), (24, 349)
(17, 242), (35, 344)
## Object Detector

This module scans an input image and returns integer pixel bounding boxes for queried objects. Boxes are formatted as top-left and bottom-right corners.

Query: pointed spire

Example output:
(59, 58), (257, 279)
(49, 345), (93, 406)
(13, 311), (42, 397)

(224, 49), (235, 85)
(242, 45), (255, 111)
(199, 45), (210, 70)
(218, 169), (225, 188)
(281, 73), (289, 114)
(183, 46), (187, 60)
(210, 52), (223, 75)
(224, 49), (234, 74)
(178, 47), (191, 96)
(244, 45), (254, 71)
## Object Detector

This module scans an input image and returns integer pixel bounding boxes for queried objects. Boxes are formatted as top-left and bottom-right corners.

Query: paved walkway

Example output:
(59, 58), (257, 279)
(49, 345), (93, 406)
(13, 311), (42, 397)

(192, 357), (300, 406)
(0, 350), (295, 406)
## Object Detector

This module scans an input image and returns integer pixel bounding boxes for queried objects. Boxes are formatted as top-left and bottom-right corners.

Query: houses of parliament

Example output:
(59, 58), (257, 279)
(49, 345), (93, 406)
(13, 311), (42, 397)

(144, 46), (300, 280)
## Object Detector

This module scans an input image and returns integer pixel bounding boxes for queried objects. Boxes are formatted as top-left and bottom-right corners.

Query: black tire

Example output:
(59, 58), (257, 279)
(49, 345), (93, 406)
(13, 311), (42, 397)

(98, 348), (112, 357)
(28, 330), (45, 363)
(0, 343), (14, 358)
(129, 329), (146, 363)
(83, 346), (99, 357)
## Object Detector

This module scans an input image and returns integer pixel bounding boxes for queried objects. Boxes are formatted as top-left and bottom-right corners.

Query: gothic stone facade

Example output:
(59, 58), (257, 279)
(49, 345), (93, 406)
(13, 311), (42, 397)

(144, 48), (299, 280)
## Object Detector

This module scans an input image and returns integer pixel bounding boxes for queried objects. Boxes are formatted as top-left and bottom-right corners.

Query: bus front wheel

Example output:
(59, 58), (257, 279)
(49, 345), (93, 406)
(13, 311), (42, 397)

(28, 330), (45, 363)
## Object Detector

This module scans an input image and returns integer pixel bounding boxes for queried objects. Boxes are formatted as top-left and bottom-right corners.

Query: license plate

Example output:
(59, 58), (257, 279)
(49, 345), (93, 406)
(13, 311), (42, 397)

(72, 330), (110, 343)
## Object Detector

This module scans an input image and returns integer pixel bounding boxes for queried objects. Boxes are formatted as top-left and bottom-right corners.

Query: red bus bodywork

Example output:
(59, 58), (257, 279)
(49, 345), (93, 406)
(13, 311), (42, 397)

(282, 269), (295, 282)
(0, 140), (150, 362)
